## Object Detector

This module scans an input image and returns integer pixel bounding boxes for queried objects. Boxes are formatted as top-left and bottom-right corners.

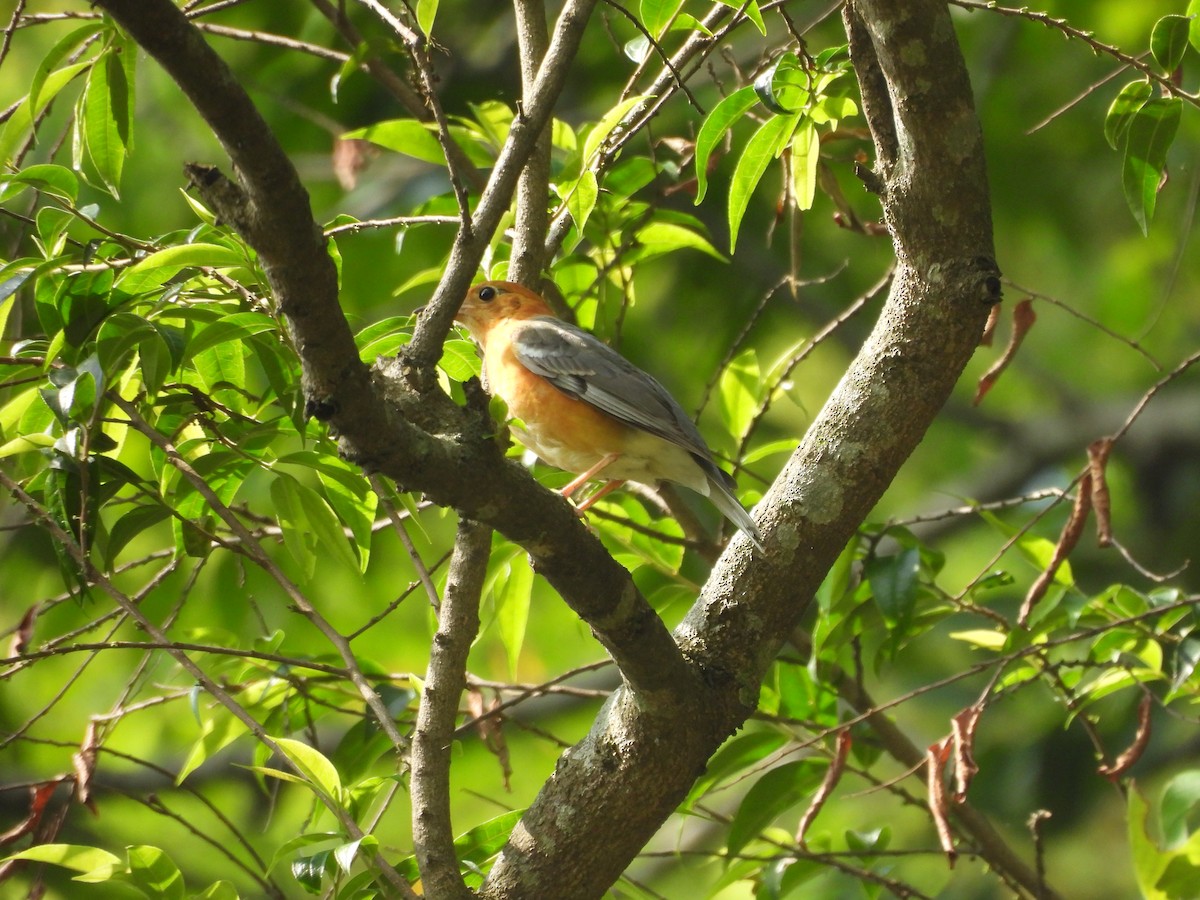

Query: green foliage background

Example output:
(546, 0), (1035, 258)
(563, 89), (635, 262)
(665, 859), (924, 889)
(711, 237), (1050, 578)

(2, 1), (1200, 898)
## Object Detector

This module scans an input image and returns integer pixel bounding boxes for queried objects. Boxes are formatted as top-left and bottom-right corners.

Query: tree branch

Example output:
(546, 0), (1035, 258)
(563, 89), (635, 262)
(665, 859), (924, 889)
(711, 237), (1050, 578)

(508, 0), (552, 286)
(411, 519), (490, 900)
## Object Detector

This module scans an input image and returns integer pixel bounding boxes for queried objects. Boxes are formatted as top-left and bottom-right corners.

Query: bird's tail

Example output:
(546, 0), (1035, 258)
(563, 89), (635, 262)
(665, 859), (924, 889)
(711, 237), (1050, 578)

(702, 467), (765, 553)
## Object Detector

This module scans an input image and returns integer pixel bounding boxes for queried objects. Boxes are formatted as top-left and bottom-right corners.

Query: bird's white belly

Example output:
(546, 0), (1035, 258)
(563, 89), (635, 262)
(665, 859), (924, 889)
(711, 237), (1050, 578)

(512, 424), (708, 494)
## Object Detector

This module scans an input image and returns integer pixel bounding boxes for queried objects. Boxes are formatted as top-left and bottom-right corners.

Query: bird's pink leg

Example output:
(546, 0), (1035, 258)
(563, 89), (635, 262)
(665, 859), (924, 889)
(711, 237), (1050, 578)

(574, 479), (626, 513)
(558, 453), (620, 500)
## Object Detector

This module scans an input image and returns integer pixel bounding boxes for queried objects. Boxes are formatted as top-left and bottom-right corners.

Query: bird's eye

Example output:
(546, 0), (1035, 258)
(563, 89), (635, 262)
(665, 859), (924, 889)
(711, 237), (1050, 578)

(478, 286), (497, 302)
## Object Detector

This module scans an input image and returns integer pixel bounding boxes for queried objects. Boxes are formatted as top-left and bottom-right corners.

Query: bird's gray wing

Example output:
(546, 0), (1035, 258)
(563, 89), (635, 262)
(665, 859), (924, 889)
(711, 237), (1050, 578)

(510, 316), (715, 462)
(514, 316), (761, 549)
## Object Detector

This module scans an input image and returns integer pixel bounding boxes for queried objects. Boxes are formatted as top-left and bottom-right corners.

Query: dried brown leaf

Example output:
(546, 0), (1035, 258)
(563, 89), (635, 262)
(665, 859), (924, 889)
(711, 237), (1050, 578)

(1018, 472), (1092, 627)
(796, 730), (852, 847)
(974, 298), (1036, 405)
(1098, 694), (1153, 780)
(1088, 438), (1114, 547)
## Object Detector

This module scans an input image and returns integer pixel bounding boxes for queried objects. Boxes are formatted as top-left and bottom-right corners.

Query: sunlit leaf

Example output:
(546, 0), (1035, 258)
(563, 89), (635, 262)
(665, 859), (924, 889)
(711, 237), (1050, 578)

(342, 119), (445, 164)
(641, 0), (683, 38)
(563, 169), (598, 234)
(0, 22), (100, 166)
(717, 0), (764, 34)
(127, 846), (185, 900)
(495, 553), (533, 678)
(1151, 15), (1191, 72)
(790, 119), (820, 210)
(754, 53), (809, 115)
(3, 843), (122, 876)
(715, 348), (761, 450)
(119, 243), (247, 295)
(728, 113), (799, 251)
(582, 94), (650, 166)
(1130, 784), (1172, 900)
(1161, 771), (1200, 849)
(1122, 97), (1181, 235)
(1104, 81), (1152, 150)
(0, 164), (80, 204)
(694, 86), (757, 204)
(177, 711), (250, 784)
(274, 737), (344, 804)
(949, 629), (1007, 651)
(629, 220), (724, 263)
(83, 48), (132, 197)
(416, 0), (438, 37)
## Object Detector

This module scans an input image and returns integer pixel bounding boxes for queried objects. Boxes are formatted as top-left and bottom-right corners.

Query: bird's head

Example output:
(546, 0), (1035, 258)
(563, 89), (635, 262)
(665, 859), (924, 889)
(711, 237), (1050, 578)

(454, 281), (553, 340)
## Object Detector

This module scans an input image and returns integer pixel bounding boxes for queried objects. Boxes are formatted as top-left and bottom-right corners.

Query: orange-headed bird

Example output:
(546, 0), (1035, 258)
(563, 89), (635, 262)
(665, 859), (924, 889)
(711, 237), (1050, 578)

(452, 280), (764, 552)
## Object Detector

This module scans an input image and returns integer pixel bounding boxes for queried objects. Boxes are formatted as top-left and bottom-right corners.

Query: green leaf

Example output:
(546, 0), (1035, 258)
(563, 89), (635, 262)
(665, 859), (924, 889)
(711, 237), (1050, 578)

(342, 119), (445, 164)
(727, 760), (825, 855)
(715, 349), (761, 451)
(195, 881), (241, 900)
(416, 0), (439, 37)
(83, 45), (134, 197)
(563, 169), (598, 235)
(274, 736), (344, 804)
(119, 243), (248, 295)
(97, 486), (161, 561)
(332, 836), (376, 874)
(1191, 0), (1200, 52)
(356, 315), (414, 359)
(1160, 771), (1200, 849)
(685, 731), (789, 806)
(3, 843), (122, 876)
(0, 164), (80, 204)
(186, 311), (277, 359)
(728, 113), (799, 251)
(1130, 784), (1171, 900)
(271, 474), (360, 576)
(866, 545), (920, 632)
(454, 809), (525, 869)
(581, 94), (649, 166)
(439, 338), (482, 381)
(810, 94), (857, 125)
(641, 0), (684, 39)
(1105, 81), (1153, 150)
(754, 53), (809, 116)
(0, 22), (100, 166)
(1151, 15), (1192, 72)
(694, 86), (758, 204)
(629, 220), (724, 263)
(949, 629), (1007, 651)
(127, 845), (185, 900)
(790, 119), (820, 210)
(292, 850), (328, 893)
(495, 553), (533, 679)
(1122, 97), (1182, 235)
(177, 711), (250, 784)
(192, 341), (246, 396)
(718, 0), (765, 34)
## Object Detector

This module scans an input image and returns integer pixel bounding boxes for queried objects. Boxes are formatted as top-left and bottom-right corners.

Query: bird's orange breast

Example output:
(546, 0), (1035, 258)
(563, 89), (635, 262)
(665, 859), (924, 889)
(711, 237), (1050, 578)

(482, 320), (636, 473)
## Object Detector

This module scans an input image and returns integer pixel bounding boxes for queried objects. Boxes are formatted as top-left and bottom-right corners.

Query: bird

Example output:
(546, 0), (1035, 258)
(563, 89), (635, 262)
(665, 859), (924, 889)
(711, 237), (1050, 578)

(449, 280), (764, 552)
